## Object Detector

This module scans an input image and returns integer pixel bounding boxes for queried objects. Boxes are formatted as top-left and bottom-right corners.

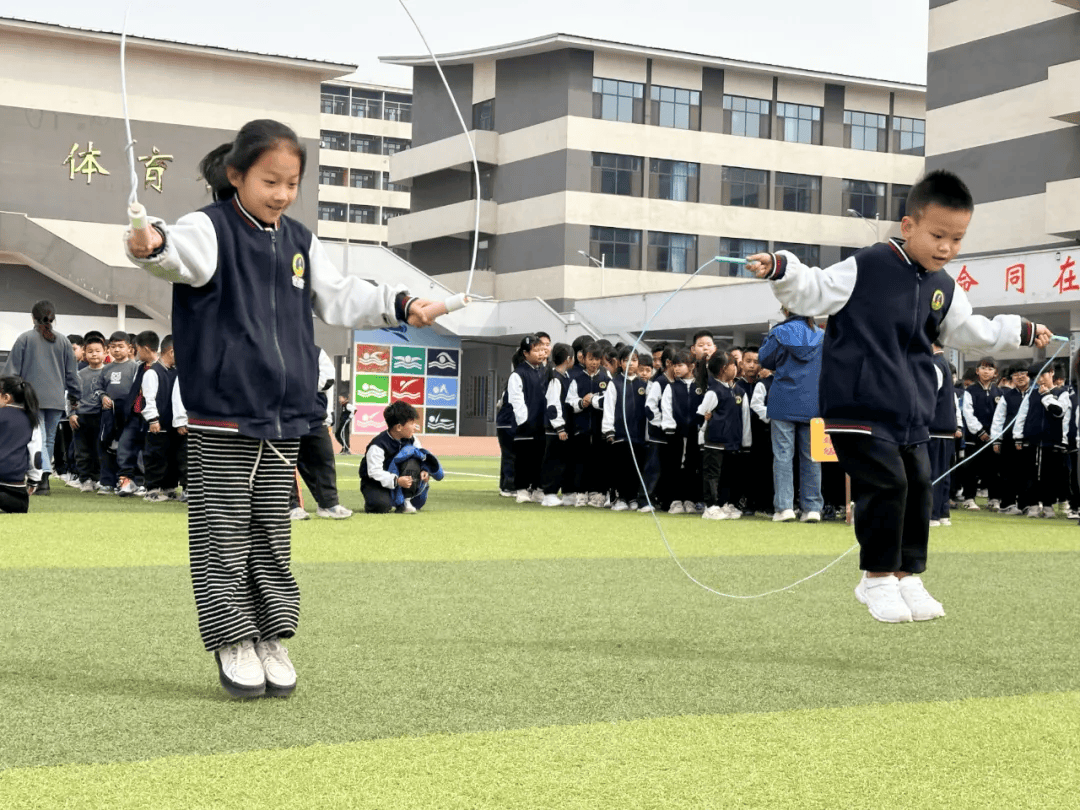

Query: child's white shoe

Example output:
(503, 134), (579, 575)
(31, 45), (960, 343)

(540, 494), (562, 507)
(215, 639), (266, 698)
(854, 574), (913, 623)
(254, 637), (296, 697)
(897, 575), (945, 621)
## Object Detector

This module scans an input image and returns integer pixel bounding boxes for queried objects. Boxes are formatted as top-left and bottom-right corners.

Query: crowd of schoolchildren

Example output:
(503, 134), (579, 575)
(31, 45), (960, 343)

(494, 330), (1078, 522)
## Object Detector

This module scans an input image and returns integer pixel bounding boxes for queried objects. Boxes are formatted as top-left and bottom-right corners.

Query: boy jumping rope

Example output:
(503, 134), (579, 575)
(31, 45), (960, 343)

(747, 170), (1051, 623)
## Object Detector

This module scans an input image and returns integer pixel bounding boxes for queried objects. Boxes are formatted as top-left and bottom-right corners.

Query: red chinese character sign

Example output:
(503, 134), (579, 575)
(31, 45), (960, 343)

(1054, 257), (1079, 295)
(955, 266), (978, 292)
(1005, 264), (1025, 294)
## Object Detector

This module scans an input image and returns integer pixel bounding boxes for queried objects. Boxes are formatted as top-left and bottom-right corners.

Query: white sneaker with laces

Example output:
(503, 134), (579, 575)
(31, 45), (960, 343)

(499, 489), (515, 498)
(541, 493), (562, 507)
(79, 480), (95, 493)
(929, 519), (941, 527)
(531, 489), (545, 504)
(1003, 504), (1024, 516)
(897, 575), (945, 621)
(987, 499), (1001, 512)
(702, 505), (727, 520)
(561, 494), (576, 507)
(215, 638), (266, 698)
(961, 499), (980, 511)
(1042, 505), (1056, 519)
(639, 504), (655, 513)
(515, 489), (532, 503)
(401, 498), (417, 514)
(289, 507), (310, 521)
(254, 637), (296, 697)
(316, 504), (353, 519)
(1067, 509), (1079, 520)
(611, 500), (629, 512)
(628, 500), (639, 512)
(588, 492), (606, 508)
(66, 476), (82, 489)
(683, 500), (699, 514)
(574, 493), (588, 507)
(1025, 506), (1041, 518)
(668, 501), (685, 514)
(854, 574), (913, 623)
(722, 504), (742, 520)
(773, 509), (797, 522)
(939, 517), (952, 526)
(800, 510), (821, 523)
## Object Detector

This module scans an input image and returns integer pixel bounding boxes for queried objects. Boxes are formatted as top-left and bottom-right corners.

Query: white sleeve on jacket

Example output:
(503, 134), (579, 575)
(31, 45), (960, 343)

(770, 253), (858, 318)
(172, 378), (187, 428)
(934, 365), (943, 391)
(27, 425), (42, 483)
(645, 381), (663, 426)
(308, 235), (404, 329)
(990, 397), (1007, 441)
(961, 390), (983, 435)
(141, 369), (160, 423)
(566, 379), (584, 412)
(940, 282), (1024, 353)
(366, 443), (396, 488)
(750, 382), (769, 423)
(318, 348), (336, 425)
(507, 372), (527, 426)
(955, 393), (962, 431)
(1060, 394), (1072, 446)
(124, 213), (218, 286)
(660, 384), (676, 432)
(740, 391), (752, 448)
(1013, 395), (1030, 441)
(697, 390), (718, 416)
(546, 379), (565, 430)
(602, 382), (617, 435)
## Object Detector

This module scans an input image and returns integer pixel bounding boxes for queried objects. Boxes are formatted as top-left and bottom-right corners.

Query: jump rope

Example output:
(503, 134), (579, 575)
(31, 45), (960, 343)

(120, 3), (1072, 599)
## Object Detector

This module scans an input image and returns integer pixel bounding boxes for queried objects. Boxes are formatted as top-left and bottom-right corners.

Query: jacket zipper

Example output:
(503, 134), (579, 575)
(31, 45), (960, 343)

(905, 270), (922, 443)
(269, 230), (286, 439)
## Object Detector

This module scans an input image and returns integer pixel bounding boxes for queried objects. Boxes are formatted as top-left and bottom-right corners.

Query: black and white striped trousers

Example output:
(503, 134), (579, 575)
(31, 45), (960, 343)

(187, 431), (301, 652)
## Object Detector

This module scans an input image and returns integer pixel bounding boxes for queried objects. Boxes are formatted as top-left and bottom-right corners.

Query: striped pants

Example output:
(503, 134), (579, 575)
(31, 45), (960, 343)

(188, 431), (301, 652)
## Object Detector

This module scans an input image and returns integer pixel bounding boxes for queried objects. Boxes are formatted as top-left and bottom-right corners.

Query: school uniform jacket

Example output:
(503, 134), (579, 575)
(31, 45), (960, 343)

(1014, 385), (1071, 448)
(961, 382), (1002, 441)
(544, 370), (573, 435)
(360, 430), (422, 489)
(697, 378), (751, 450)
(661, 378), (705, 437)
(498, 361), (546, 439)
(0, 407), (42, 485)
(602, 373), (647, 443)
(566, 366), (609, 435)
(765, 239), (1036, 445)
(125, 197), (409, 440)
(645, 376), (670, 443)
(930, 352), (960, 439)
(991, 387), (1027, 444)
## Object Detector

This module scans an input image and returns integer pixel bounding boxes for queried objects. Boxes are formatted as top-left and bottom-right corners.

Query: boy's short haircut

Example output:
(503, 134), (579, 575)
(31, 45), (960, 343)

(83, 335), (105, 349)
(584, 342), (604, 359)
(1029, 363), (1048, 378)
(691, 329), (714, 344)
(977, 356), (996, 369)
(1010, 365), (1028, 377)
(383, 400), (419, 428)
(962, 367), (978, 382)
(160, 334), (174, 354)
(906, 170), (974, 220)
(596, 339), (613, 351)
(673, 349), (694, 367)
(742, 345), (760, 355)
(636, 352), (654, 368)
(84, 330), (106, 344)
(127, 333), (138, 346)
(135, 330), (160, 353)
(108, 330), (129, 344)
(535, 331), (550, 341)
(603, 348), (618, 364)
(571, 334), (592, 357)
(68, 334), (84, 346)
(651, 341), (668, 353)
(616, 345), (638, 364)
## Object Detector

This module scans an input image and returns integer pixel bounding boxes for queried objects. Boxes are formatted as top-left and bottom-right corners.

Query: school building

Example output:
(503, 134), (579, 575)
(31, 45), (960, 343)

(926, 0), (1080, 366)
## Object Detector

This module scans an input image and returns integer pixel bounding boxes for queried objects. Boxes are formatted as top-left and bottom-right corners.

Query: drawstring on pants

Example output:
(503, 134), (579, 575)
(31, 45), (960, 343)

(249, 439), (293, 491)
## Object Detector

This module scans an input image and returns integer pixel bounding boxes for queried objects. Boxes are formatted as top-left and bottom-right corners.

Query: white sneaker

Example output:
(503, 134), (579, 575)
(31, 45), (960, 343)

(541, 494), (562, 507)
(987, 499), (1001, 512)
(898, 575), (945, 621)
(532, 489), (545, 504)
(561, 494), (576, 507)
(701, 505), (727, 520)
(1003, 504), (1023, 516)
(95, 482), (113, 495)
(66, 476), (82, 489)
(515, 489), (531, 504)
(1025, 506), (1041, 518)
(144, 488), (170, 503)
(400, 498), (417, 514)
(498, 489), (515, 498)
(628, 500), (639, 512)
(1042, 505), (1056, 519)
(117, 478), (139, 497)
(79, 479), (95, 493)
(929, 519), (941, 527)
(316, 504), (353, 519)
(800, 510), (821, 523)
(854, 574), (913, 623)
(977, 488), (988, 498)
(722, 503), (742, 520)
(574, 493), (588, 507)
(773, 509), (797, 522)
(611, 500), (629, 512)
(254, 637), (296, 697)
(961, 499), (980, 510)
(639, 504), (655, 513)
(215, 638), (266, 698)
(1067, 509), (1079, 520)
(939, 517), (952, 526)
(683, 500), (699, 514)
(668, 501), (685, 514)
(588, 492), (607, 508)
(289, 507), (310, 521)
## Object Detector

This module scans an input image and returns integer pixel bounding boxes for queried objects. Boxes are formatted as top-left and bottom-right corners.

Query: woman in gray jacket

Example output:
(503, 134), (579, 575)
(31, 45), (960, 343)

(0, 300), (81, 493)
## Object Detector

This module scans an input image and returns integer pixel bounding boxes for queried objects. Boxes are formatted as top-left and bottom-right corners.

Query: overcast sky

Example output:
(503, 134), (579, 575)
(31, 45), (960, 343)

(3, 0), (929, 88)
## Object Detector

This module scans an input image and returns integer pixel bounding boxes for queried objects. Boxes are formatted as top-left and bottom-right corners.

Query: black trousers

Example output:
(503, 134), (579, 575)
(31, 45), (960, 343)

(1017, 444), (1066, 509)
(655, 436), (682, 509)
(290, 425), (339, 510)
(53, 421), (72, 475)
(0, 484), (29, 513)
(540, 433), (573, 495)
(144, 428), (180, 490)
(73, 413), (101, 482)
(701, 447), (728, 507)
(362, 481), (395, 513)
(513, 435), (544, 491)
(928, 437), (953, 520)
(570, 431), (610, 495)
(497, 429), (516, 492)
(830, 433), (931, 574)
(611, 441), (646, 503)
(959, 436), (999, 500)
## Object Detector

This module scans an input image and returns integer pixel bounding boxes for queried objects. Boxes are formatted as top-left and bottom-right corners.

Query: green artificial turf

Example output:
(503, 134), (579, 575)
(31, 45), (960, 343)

(1, 456), (1078, 808)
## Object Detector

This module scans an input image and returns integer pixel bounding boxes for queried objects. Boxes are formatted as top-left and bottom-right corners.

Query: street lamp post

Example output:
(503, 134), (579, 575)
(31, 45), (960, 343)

(847, 208), (883, 243)
(577, 250), (606, 296)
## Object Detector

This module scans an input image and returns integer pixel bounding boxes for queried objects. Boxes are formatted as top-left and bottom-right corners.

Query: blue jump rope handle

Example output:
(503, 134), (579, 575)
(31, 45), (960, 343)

(714, 256), (747, 265)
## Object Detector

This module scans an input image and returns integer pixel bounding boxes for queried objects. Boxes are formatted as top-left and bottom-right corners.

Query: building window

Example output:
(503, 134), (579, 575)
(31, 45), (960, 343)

(473, 99), (495, 131)
(592, 77), (645, 124)
(717, 238), (767, 278)
(891, 183), (912, 221)
(383, 172), (409, 193)
(384, 94), (412, 123)
(589, 226), (641, 270)
(649, 85), (701, 130)
(472, 236), (491, 270)
(840, 246), (861, 261)
(774, 172), (821, 214)
(472, 168), (495, 201)
(383, 138), (409, 156)
(350, 134), (379, 154)
(320, 130), (348, 151)
(351, 91), (381, 119)
(844, 110), (888, 152)
(773, 242), (820, 267)
(350, 169), (376, 189)
(723, 95), (771, 138)
(349, 205), (377, 224)
(382, 207), (408, 224)
(843, 179), (887, 220)
(320, 85), (349, 116)
(776, 103), (822, 145)
(721, 167), (769, 208)
(318, 202), (346, 222)
(318, 165), (345, 186)
(649, 159), (699, 202)
(591, 153), (643, 197)
(892, 117), (925, 156)
(648, 232), (698, 273)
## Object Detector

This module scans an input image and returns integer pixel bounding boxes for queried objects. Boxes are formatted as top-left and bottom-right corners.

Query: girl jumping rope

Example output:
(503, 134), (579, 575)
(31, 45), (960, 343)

(125, 119), (440, 698)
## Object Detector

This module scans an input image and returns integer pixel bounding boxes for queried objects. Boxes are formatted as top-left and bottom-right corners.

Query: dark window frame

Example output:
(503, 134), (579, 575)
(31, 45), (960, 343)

(774, 172), (822, 214)
(649, 84), (701, 130)
(649, 159), (700, 202)
(723, 94), (771, 138)
(647, 231), (698, 273)
(843, 179), (887, 221)
(721, 166), (769, 208)
(591, 153), (644, 197)
(589, 226), (642, 270)
(776, 102), (823, 145)
(844, 110), (889, 152)
(592, 77), (645, 124)
(891, 116), (925, 156)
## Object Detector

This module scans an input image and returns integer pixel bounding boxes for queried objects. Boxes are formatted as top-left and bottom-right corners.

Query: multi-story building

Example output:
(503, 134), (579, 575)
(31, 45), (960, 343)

(927, 0), (1080, 360)
(381, 34), (926, 314)
(316, 79), (413, 247)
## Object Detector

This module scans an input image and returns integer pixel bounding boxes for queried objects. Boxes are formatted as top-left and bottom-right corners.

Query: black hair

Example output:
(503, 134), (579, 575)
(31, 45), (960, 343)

(199, 119), (307, 202)
(603, 348), (619, 367)
(906, 170), (974, 220)
(651, 341), (668, 354)
(1053, 364), (1066, 381)
(83, 335), (105, 350)
(741, 345), (760, 356)
(962, 367), (978, 382)
(707, 350), (737, 379)
(636, 351), (653, 368)
(0, 375), (40, 428)
(949, 362), (958, 379)
(659, 346), (676, 370)
(31, 300), (56, 343)
(535, 331), (550, 341)
(511, 349), (525, 369)
(596, 339), (613, 351)
(383, 400), (419, 429)
(547, 343), (573, 382)
(108, 330), (129, 344)
(127, 333), (138, 346)
(584, 342), (604, 360)
(977, 356), (996, 369)
(571, 334), (592, 361)
(616, 345), (638, 366)
(135, 330), (160, 353)
(672, 349), (694, 368)
(68, 334), (83, 347)
(160, 334), (174, 354)
(691, 329), (714, 345)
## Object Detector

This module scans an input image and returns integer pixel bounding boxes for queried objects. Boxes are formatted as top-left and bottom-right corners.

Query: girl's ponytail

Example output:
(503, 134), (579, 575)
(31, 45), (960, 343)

(199, 142), (236, 202)
(0, 376), (40, 428)
(31, 300), (56, 343)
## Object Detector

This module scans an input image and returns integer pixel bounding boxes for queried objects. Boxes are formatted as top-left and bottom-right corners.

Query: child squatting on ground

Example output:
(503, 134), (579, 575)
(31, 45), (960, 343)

(359, 401), (443, 514)
(125, 119), (440, 699)
(747, 170), (1052, 624)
